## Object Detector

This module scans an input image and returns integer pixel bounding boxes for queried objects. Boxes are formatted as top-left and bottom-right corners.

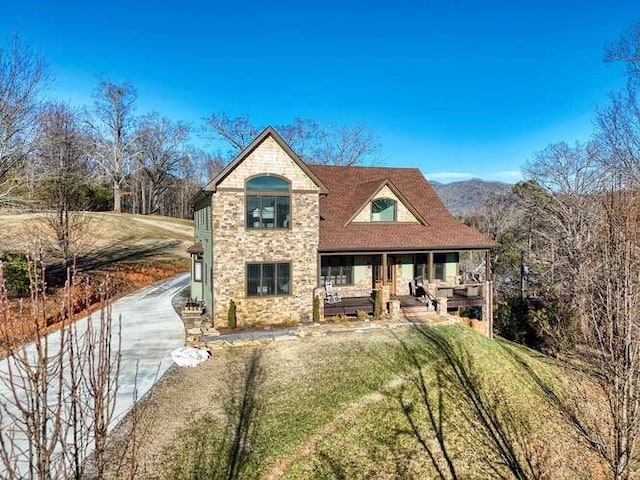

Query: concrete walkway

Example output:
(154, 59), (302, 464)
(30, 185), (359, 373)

(198, 315), (460, 349)
(0, 272), (189, 475)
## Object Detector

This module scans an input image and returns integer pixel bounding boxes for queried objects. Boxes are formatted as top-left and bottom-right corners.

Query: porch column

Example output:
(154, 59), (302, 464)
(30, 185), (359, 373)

(428, 252), (434, 283)
(382, 252), (388, 283)
(485, 250), (491, 281)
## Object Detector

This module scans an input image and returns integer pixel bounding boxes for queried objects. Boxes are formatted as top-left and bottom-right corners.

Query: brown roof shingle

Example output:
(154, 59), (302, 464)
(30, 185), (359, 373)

(308, 165), (496, 252)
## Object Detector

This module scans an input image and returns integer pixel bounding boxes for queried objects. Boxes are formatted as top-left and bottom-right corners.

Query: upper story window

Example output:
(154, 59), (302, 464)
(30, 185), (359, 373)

(371, 198), (397, 222)
(246, 175), (291, 229)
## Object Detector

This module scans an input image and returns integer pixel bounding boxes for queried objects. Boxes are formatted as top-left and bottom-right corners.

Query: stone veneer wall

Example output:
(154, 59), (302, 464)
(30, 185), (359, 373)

(211, 192), (319, 328)
(209, 134), (322, 327)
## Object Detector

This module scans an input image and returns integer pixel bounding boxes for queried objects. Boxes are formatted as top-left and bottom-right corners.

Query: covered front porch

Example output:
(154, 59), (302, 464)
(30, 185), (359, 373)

(317, 250), (493, 325)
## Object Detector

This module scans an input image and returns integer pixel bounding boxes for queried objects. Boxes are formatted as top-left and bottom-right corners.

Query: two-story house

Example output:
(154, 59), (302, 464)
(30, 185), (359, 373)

(188, 127), (496, 333)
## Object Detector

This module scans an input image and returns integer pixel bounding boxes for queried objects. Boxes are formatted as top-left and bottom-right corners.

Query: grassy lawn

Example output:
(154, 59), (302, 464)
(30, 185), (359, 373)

(121, 325), (601, 479)
(0, 211), (193, 264)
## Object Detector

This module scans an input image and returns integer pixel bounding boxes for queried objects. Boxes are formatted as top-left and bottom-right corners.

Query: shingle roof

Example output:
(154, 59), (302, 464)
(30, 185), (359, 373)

(308, 164), (496, 251)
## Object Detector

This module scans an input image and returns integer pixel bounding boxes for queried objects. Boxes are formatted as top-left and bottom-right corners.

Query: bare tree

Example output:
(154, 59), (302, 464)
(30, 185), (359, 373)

(310, 123), (381, 166)
(133, 112), (190, 215)
(0, 256), (132, 479)
(0, 35), (50, 205)
(519, 137), (640, 479)
(167, 147), (219, 218)
(605, 21), (640, 85)
(35, 103), (92, 266)
(596, 85), (640, 188)
(202, 113), (259, 153)
(89, 79), (138, 213)
(202, 113), (381, 166)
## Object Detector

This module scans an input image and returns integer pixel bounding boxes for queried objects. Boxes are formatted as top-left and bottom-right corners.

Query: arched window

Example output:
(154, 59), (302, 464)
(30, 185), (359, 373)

(371, 198), (397, 222)
(246, 175), (291, 229)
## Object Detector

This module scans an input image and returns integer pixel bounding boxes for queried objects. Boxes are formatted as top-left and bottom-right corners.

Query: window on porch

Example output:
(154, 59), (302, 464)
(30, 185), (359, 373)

(414, 253), (429, 282)
(435, 253), (459, 282)
(320, 256), (354, 286)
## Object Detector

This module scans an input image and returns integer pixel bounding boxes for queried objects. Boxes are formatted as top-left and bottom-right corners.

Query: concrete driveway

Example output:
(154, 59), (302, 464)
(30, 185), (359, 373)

(107, 272), (189, 424)
(0, 272), (188, 475)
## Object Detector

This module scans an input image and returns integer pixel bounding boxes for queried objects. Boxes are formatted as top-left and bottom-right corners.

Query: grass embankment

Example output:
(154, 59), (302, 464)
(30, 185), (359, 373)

(0, 212), (192, 354)
(123, 325), (600, 479)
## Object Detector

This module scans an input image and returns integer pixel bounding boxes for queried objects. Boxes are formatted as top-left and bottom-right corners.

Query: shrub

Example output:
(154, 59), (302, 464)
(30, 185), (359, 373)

(356, 310), (369, 322)
(313, 295), (320, 322)
(1, 253), (31, 298)
(494, 296), (535, 345)
(494, 290), (577, 355)
(86, 183), (114, 211)
(530, 287), (578, 355)
(227, 300), (237, 329)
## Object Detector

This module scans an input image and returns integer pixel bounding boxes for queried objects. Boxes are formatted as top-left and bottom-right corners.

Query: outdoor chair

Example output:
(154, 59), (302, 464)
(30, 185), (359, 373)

(324, 281), (342, 304)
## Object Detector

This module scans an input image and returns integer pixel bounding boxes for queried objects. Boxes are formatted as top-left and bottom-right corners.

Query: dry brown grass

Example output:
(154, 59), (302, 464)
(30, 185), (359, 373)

(0, 212), (193, 357)
(0, 211), (192, 258)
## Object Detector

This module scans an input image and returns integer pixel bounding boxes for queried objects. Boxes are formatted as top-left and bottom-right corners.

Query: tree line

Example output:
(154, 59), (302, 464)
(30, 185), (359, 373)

(0, 35), (381, 220)
(466, 22), (640, 480)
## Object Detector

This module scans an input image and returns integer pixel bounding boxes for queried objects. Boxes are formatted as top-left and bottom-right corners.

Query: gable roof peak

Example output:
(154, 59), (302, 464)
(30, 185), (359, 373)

(204, 126), (328, 193)
(344, 177), (427, 226)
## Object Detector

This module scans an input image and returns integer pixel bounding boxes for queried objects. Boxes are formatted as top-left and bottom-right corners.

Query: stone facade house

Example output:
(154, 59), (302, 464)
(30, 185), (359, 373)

(188, 127), (496, 334)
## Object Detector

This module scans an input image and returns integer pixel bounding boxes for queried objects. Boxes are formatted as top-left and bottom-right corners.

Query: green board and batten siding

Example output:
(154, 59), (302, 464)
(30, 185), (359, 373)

(192, 195), (213, 312)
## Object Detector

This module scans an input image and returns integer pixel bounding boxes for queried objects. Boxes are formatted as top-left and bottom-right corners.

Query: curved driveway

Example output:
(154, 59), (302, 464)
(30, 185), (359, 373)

(108, 272), (189, 424)
(0, 273), (189, 474)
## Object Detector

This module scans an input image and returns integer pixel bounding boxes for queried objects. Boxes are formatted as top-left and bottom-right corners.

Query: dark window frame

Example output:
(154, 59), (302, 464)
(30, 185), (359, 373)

(193, 256), (203, 282)
(320, 256), (354, 286)
(246, 262), (292, 297)
(245, 175), (292, 230)
(371, 197), (397, 222)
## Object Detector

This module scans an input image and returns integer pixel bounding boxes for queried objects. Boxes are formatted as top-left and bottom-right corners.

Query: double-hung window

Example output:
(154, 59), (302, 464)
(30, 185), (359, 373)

(246, 263), (291, 296)
(246, 175), (291, 229)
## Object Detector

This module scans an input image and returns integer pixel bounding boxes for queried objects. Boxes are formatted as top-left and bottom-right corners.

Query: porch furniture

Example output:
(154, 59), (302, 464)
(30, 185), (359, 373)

(455, 285), (480, 297)
(325, 281), (341, 304)
(324, 296), (374, 317)
(437, 286), (454, 298)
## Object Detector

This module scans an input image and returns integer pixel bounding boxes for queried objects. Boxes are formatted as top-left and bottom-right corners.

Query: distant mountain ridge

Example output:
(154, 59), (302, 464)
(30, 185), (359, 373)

(429, 178), (512, 216)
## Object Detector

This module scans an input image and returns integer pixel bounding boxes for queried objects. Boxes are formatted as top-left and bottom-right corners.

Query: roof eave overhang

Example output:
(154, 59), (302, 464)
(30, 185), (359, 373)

(190, 189), (213, 206)
(318, 245), (496, 253)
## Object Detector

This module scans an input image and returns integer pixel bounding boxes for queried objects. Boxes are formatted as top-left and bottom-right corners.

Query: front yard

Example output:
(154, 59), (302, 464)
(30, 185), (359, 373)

(114, 325), (601, 479)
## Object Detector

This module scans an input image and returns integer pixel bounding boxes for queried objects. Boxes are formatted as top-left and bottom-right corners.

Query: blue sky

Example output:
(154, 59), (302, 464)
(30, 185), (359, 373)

(2, 1), (636, 183)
